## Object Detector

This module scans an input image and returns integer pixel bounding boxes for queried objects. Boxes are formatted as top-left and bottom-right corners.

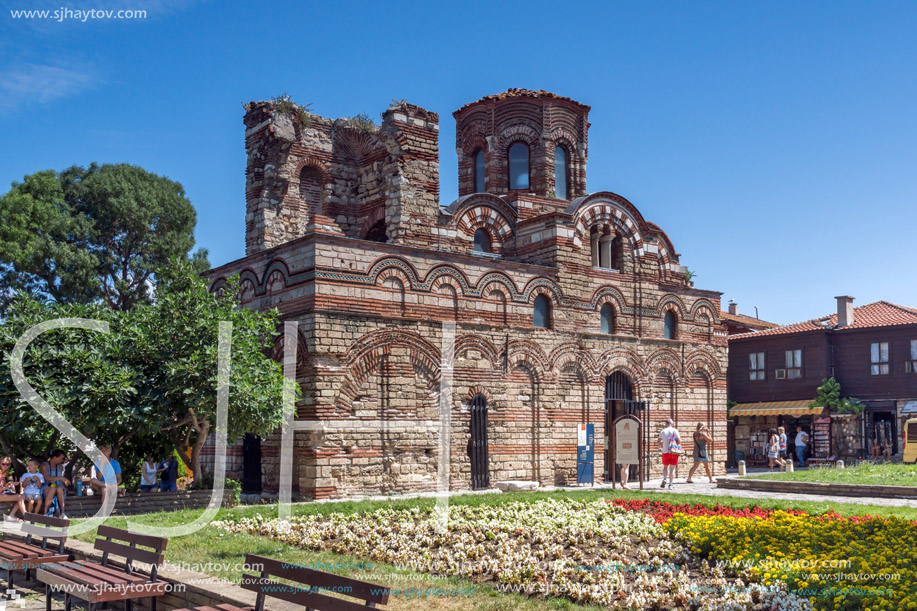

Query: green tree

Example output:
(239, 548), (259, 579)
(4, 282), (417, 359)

(810, 377), (865, 414)
(0, 260), (288, 488)
(0, 297), (148, 463)
(122, 258), (287, 486)
(0, 163), (208, 312)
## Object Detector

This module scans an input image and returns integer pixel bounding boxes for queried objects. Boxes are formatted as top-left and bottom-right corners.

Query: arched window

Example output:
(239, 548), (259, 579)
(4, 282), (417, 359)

(664, 310), (678, 340)
(599, 234), (612, 268)
(600, 304), (614, 334)
(473, 228), (491, 253)
(533, 294), (551, 328)
(554, 146), (568, 199)
(364, 219), (387, 243)
(473, 150), (486, 193)
(610, 235), (623, 270)
(299, 166), (323, 215)
(508, 143), (529, 190)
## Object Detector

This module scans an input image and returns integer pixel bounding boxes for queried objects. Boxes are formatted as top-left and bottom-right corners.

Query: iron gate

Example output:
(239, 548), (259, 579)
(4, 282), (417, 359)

(470, 394), (490, 490)
(604, 373), (648, 482)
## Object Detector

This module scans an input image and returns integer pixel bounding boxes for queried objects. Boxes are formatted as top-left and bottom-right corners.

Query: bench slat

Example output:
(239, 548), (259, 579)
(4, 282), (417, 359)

(75, 561), (148, 584)
(95, 538), (164, 567)
(245, 554), (389, 605)
(96, 525), (167, 551)
(0, 541), (54, 557)
(241, 575), (385, 611)
(22, 512), (69, 529)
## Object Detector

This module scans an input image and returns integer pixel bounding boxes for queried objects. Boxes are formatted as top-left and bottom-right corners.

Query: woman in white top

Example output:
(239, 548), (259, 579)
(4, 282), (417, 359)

(140, 457), (158, 492)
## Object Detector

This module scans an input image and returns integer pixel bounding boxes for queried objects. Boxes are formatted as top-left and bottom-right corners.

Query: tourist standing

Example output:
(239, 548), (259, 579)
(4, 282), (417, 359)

(686, 424), (714, 484)
(158, 455), (178, 492)
(795, 425), (809, 467)
(657, 418), (682, 490)
(767, 431), (786, 471)
(777, 426), (788, 461)
(140, 457), (158, 492)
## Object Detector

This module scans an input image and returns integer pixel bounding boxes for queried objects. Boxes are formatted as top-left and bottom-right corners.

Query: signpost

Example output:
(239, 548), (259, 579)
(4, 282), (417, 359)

(576, 423), (595, 485)
(611, 415), (643, 490)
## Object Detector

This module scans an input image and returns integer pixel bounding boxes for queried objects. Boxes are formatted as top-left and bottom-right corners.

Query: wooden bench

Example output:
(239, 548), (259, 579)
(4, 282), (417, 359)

(175, 553), (390, 611)
(36, 525), (168, 611)
(0, 513), (70, 590)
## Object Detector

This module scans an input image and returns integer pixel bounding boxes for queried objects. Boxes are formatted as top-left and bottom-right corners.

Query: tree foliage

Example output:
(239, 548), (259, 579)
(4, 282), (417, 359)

(0, 163), (208, 312)
(0, 260), (287, 487)
(810, 377), (865, 414)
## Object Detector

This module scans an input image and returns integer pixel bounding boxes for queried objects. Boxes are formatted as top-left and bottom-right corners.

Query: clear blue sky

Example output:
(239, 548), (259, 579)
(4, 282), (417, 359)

(2, 0), (916, 325)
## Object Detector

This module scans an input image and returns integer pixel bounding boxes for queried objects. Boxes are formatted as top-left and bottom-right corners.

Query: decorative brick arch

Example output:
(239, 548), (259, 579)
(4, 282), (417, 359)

(592, 285), (628, 314)
(548, 343), (597, 379)
(337, 329), (442, 410)
(597, 348), (647, 385)
(268, 327), (310, 376)
(502, 339), (549, 380)
(360, 205), (387, 241)
(454, 335), (499, 370)
(423, 265), (472, 295)
(238, 269), (258, 303)
(455, 205), (514, 255)
(366, 256), (420, 290)
(521, 278), (563, 305)
(464, 385), (493, 403)
(294, 158), (330, 218)
(497, 122), (541, 153)
(475, 271), (520, 300)
(567, 193), (677, 270)
(690, 299), (720, 323)
(645, 347), (685, 380)
(685, 349), (723, 380)
(657, 294), (689, 318)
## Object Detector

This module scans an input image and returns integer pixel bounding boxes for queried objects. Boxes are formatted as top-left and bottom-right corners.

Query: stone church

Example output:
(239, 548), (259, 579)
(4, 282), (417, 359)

(206, 89), (728, 499)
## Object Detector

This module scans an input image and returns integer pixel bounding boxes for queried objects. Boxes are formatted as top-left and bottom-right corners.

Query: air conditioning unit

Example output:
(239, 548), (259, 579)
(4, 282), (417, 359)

(775, 369), (787, 380)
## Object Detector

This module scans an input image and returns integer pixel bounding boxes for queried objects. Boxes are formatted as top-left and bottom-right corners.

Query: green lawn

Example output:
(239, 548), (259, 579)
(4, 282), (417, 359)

(746, 461), (917, 487)
(71, 488), (917, 610)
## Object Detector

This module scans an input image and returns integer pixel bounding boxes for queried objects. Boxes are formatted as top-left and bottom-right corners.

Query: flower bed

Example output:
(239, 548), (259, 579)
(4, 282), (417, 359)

(608, 499), (809, 524)
(214, 499), (809, 610)
(666, 511), (917, 611)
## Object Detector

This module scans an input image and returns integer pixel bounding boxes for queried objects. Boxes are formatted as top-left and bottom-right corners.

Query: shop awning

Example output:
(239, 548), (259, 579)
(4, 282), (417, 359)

(730, 400), (825, 417)
(902, 401), (917, 415)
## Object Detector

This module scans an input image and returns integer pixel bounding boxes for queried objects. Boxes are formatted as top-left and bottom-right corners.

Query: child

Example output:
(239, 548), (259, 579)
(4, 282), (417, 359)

(20, 459), (44, 514)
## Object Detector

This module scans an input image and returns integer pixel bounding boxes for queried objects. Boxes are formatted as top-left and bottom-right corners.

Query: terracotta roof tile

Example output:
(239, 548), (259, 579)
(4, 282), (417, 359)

(732, 301), (917, 338)
(719, 311), (779, 329)
(454, 89), (590, 114)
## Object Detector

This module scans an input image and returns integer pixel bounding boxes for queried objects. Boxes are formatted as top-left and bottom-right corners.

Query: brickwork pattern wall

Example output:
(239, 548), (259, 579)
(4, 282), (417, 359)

(211, 90), (729, 500)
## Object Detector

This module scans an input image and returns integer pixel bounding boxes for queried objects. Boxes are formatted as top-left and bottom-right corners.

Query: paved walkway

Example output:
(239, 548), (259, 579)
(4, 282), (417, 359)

(0, 569), (45, 611)
(627, 475), (917, 508)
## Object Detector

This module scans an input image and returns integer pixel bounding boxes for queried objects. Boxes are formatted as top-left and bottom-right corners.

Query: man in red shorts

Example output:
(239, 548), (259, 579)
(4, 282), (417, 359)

(657, 418), (681, 490)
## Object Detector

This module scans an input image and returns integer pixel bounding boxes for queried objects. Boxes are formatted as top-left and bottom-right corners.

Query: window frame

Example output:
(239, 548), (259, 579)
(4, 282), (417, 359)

(749, 352), (765, 381)
(533, 294), (551, 329)
(909, 340), (917, 373)
(663, 310), (678, 340)
(600, 303), (614, 335)
(870, 341), (890, 375)
(554, 145), (568, 199)
(472, 228), (491, 254)
(473, 149), (486, 193)
(507, 142), (531, 191)
(784, 349), (802, 379)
